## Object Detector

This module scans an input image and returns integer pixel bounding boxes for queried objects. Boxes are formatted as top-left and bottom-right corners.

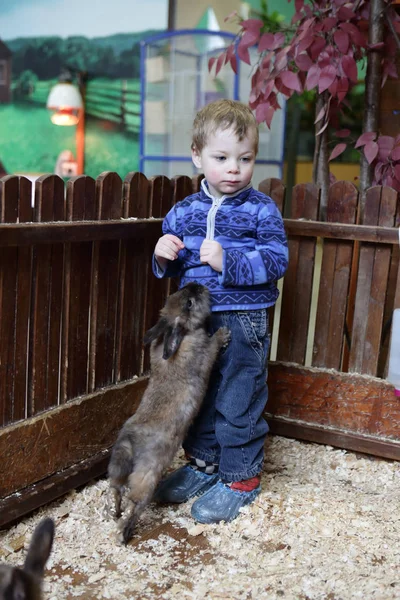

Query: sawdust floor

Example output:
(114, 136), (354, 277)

(1, 435), (400, 600)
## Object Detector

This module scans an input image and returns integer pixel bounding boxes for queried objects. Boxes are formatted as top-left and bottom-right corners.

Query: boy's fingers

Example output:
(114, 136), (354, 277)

(165, 235), (184, 249)
(159, 250), (177, 260)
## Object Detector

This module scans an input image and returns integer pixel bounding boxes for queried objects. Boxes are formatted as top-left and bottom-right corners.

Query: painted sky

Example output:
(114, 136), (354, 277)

(1, 0), (168, 39)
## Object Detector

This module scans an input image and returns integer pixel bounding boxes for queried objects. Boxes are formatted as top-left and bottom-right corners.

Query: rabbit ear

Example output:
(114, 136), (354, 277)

(9, 569), (28, 599)
(163, 323), (185, 359)
(143, 317), (168, 346)
(23, 518), (54, 579)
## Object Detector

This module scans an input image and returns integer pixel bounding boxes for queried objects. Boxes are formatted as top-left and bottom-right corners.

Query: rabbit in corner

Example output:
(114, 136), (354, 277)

(108, 282), (231, 544)
(0, 517), (54, 600)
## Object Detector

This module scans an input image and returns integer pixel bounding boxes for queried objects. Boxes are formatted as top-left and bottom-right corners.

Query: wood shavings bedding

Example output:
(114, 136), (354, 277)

(1, 436), (399, 599)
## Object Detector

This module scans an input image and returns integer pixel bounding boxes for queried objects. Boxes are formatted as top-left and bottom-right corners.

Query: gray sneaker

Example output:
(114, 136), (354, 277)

(153, 465), (219, 504)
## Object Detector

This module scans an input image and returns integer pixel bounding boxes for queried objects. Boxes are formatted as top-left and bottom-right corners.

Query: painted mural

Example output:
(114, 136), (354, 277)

(0, 0), (168, 180)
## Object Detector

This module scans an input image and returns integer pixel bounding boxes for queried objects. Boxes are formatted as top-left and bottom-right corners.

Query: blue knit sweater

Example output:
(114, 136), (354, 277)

(153, 180), (288, 312)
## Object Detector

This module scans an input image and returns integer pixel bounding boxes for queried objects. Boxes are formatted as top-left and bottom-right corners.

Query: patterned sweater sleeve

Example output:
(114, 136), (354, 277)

(152, 205), (184, 279)
(219, 201), (288, 287)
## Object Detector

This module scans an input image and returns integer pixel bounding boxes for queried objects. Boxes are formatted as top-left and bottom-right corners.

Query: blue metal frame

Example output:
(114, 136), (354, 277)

(139, 29), (286, 180)
(139, 29), (237, 174)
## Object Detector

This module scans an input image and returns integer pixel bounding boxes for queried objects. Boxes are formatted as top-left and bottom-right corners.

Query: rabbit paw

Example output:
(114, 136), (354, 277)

(216, 326), (231, 348)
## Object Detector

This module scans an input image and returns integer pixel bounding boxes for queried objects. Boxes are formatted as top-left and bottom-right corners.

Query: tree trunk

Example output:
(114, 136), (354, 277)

(359, 0), (385, 202)
(284, 96), (302, 218)
(313, 92), (330, 220)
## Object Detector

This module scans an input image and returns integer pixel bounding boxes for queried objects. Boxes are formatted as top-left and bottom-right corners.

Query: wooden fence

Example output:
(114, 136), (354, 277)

(18, 79), (141, 134)
(0, 172), (399, 528)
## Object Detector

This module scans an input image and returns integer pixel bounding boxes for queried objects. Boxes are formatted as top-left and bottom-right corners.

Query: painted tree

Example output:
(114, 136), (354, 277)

(210, 0), (400, 216)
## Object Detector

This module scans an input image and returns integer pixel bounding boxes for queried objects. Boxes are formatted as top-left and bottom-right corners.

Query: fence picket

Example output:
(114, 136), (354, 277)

(28, 175), (65, 415)
(142, 176), (175, 372)
(89, 172), (123, 391)
(13, 177), (33, 421)
(258, 178), (286, 342)
(277, 183), (320, 363)
(115, 172), (152, 381)
(61, 176), (97, 402)
(313, 181), (358, 369)
(258, 178), (286, 214)
(349, 186), (398, 375)
(0, 177), (32, 424)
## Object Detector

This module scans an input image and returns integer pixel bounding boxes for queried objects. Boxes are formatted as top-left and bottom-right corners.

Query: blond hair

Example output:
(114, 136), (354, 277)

(192, 99), (259, 155)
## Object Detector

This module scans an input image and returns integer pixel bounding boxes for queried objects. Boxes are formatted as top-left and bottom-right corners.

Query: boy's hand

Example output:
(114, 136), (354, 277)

(200, 240), (223, 272)
(155, 234), (184, 268)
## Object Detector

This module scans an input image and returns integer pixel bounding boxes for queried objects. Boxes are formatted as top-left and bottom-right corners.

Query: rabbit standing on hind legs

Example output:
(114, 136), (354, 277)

(108, 282), (231, 544)
(0, 517), (54, 600)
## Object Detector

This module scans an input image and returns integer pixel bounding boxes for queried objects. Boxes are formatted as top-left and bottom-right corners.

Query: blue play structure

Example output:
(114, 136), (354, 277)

(139, 30), (286, 188)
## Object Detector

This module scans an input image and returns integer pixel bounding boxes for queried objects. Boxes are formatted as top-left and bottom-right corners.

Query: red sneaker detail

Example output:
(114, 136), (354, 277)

(229, 476), (261, 492)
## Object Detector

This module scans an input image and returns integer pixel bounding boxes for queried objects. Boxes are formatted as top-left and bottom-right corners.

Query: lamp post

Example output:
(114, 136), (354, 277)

(46, 69), (87, 175)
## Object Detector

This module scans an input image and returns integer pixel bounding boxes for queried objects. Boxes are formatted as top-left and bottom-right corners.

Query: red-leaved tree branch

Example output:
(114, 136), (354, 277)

(210, 0), (400, 212)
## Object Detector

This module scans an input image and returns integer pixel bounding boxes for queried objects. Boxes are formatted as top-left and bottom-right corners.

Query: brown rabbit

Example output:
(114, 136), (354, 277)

(0, 517), (54, 600)
(108, 282), (230, 544)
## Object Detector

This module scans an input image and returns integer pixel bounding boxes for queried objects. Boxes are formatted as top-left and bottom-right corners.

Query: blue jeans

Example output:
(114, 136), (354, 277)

(183, 309), (270, 482)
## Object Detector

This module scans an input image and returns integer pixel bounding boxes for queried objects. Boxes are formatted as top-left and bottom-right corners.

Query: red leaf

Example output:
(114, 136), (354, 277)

(271, 32), (285, 50)
(255, 103), (275, 128)
(329, 143), (347, 161)
(318, 48), (332, 69)
(391, 145), (400, 161)
(335, 129), (351, 138)
(208, 56), (217, 72)
(314, 105), (326, 124)
(261, 78), (274, 100)
(241, 18), (263, 32)
(322, 17), (338, 32)
(377, 135), (395, 161)
(275, 49), (289, 71)
(384, 175), (395, 189)
(374, 161), (385, 183)
(339, 22), (367, 47)
(364, 141), (379, 164)
(309, 37), (326, 61)
(337, 77), (349, 102)
(237, 42), (251, 65)
(215, 52), (226, 76)
(298, 32), (314, 53)
(230, 54), (238, 74)
(318, 65), (337, 93)
(295, 52), (313, 71)
(341, 56), (358, 83)
(225, 44), (234, 64)
(355, 131), (377, 148)
(297, 17), (315, 39)
(328, 78), (338, 97)
(274, 78), (294, 98)
(241, 29), (260, 48)
(258, 33), (275, 52)
(305, 64), (320, 90)
(338, 6), (356, 19)
(334, 30), (349, 54)
(280, 71), (302, 93)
